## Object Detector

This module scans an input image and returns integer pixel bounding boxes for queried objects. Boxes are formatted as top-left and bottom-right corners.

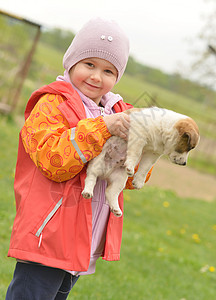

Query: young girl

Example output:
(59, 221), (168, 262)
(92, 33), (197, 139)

(6, 18), (151, 299)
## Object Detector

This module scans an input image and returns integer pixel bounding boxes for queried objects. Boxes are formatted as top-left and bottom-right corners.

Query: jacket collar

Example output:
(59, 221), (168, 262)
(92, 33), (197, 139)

(24, 81), (86, 120)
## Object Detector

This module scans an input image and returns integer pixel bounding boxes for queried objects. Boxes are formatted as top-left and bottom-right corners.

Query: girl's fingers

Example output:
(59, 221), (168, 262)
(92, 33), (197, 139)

(104, 113), (130, 140)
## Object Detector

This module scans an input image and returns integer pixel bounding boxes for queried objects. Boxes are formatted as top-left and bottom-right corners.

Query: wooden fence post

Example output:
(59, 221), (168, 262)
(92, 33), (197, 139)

(10, 26), (41, 112)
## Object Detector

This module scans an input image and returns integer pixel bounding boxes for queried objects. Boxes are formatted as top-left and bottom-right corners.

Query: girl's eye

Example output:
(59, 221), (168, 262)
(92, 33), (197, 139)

(85, 62), (94, 67)
(104, 69), (113, 74)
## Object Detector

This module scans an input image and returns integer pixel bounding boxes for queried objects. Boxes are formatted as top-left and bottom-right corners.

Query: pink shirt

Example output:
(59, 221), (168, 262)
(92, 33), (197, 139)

(68, 85), (123, 276)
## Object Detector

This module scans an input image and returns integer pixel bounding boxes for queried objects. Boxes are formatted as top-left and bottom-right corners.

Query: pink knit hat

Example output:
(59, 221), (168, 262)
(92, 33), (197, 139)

(63, 18), (130, 83)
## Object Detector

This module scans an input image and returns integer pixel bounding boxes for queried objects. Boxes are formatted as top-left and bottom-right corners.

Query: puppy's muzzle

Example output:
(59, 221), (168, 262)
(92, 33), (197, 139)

(175, 161), (186, 166)
(169, 152), (188, 166)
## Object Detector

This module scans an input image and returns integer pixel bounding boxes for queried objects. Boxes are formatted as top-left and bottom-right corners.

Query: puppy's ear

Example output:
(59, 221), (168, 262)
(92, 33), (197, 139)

(175, 118), (199, 150)
(176, 132), (191, 153)
(185, 130), (199, 149)
(182, 132), (190, 145)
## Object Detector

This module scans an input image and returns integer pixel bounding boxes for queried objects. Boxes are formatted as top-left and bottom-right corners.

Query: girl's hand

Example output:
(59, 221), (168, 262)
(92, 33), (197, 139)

(103, 112), (130, 140)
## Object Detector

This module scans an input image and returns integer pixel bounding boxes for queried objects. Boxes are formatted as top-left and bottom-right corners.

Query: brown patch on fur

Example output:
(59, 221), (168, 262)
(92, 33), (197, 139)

(174, 118), (200, 153)
(124, 108), (144, 115)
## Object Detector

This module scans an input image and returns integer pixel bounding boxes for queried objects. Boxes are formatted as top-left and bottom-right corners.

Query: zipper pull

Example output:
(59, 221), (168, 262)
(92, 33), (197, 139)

(38, 233), (43, 248)
(100, 107), (105, 117)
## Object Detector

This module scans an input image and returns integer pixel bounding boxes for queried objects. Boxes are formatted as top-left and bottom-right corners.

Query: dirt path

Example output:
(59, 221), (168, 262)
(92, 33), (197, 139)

(146, 158), (216, 202)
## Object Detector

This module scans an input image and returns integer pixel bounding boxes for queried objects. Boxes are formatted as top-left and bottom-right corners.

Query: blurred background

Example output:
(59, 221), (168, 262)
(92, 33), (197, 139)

(0, 0), (216, 299)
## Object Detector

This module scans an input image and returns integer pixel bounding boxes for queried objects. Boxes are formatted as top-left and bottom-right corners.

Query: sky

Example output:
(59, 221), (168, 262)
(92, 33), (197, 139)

(0, 0), (214, 76)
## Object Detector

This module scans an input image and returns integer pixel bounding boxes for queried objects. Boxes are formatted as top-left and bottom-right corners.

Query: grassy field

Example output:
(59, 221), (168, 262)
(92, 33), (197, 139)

(1, 116), (216, 299)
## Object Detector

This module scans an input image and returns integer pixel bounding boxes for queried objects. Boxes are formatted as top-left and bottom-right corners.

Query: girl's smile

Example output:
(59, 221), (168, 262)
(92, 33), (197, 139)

(84, 81), (100, 89)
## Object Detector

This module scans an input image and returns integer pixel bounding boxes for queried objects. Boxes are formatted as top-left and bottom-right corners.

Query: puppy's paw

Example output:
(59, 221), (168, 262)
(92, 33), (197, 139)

(110, 207), (122, 217)
(132, 179), (145, 190)
(125, 161), (135, 176)
(82, 190), (93, 199)
(126, 168), (134, 177)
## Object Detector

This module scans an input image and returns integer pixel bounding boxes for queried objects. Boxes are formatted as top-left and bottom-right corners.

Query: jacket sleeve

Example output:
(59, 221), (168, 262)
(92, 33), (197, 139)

(124, 166), (153, 189)
(21, 93), (111, 182)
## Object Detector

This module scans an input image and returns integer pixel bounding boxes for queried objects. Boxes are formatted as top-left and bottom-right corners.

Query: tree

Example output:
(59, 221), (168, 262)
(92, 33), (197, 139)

(190, 0), (216, 88)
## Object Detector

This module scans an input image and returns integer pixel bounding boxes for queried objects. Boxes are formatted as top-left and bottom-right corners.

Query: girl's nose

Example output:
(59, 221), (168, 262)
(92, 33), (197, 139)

(90, 70), (101, 82)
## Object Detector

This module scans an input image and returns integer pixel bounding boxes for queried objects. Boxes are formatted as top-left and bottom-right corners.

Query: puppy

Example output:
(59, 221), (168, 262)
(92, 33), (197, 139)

(82, 107), (200, 217)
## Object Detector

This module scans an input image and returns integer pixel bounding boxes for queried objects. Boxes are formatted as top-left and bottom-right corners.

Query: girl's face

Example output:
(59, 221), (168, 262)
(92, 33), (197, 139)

(69, 57), (118, 105)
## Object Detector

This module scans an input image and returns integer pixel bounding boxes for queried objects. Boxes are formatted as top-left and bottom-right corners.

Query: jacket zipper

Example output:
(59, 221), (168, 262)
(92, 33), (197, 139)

(35, 197), (63, 247)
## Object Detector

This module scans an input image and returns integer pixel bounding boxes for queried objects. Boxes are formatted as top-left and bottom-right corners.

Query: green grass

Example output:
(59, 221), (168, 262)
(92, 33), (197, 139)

(0, 116), (19, 297)
(68, 189), (216, 300)
(1, 116), (216, 300)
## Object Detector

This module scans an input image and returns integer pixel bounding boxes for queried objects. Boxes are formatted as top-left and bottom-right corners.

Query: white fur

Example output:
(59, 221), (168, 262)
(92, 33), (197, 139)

(82, 107), (198, 217)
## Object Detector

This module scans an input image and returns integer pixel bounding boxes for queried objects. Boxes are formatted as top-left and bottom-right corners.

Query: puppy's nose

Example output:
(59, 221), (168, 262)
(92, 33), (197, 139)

(182, 162), (186, 166)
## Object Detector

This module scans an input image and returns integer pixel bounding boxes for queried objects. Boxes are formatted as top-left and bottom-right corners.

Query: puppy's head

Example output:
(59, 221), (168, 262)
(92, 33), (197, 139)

(168, 118), (200, 166)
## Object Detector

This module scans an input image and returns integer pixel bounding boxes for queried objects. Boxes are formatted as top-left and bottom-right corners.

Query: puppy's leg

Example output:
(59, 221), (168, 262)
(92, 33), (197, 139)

(125, 137), (146, 176)
(82, 154), (104, 199)
(132, 152), (159, 189)
(105, 168), (128, 217)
